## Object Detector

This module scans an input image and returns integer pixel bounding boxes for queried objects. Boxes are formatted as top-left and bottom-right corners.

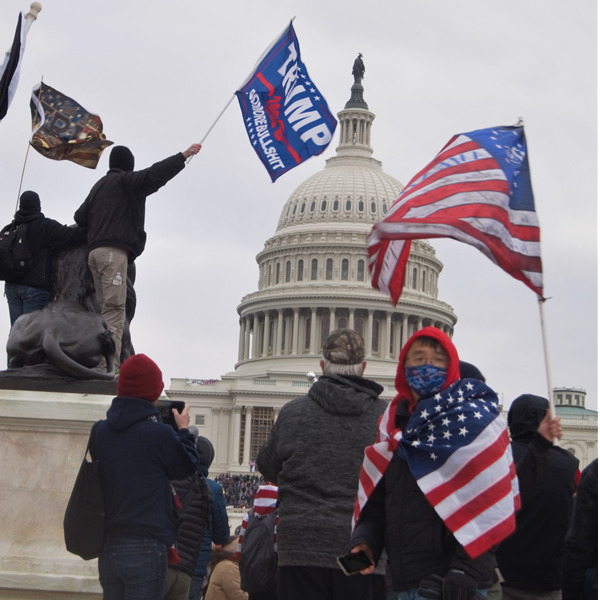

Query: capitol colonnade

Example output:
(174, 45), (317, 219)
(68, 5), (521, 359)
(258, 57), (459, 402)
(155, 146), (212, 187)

(237, 305), (452, 363)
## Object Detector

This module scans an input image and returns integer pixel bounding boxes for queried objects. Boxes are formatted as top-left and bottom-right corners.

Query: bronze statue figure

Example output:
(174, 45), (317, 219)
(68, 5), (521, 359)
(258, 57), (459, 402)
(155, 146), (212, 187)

(352, 53), (365, 83)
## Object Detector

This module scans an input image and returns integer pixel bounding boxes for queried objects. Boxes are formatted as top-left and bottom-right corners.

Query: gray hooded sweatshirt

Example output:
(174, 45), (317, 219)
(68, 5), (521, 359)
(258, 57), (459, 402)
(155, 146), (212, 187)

(257, 374), (386, 568)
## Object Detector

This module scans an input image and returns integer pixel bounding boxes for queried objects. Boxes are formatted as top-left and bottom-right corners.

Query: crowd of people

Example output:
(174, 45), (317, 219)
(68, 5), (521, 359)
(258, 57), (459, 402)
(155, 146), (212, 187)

(82, 326), (595, 600)
(213, 474), (265, 508)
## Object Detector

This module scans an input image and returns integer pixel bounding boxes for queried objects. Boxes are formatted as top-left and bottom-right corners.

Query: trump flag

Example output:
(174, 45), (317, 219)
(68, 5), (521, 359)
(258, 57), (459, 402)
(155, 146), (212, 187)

(30, 82), (113, 169)
(368, 125), (543, 304)
(236, 22), (337, 182)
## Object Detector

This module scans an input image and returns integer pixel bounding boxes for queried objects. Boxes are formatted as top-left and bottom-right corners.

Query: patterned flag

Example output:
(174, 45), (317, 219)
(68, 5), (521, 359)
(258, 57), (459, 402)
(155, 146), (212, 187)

(0, 13), (26, 123)
(236, 22), (337, 182)
(354, 378), (520, 559)
(29, 82), (113, 169)
(369, 124), (543, 305)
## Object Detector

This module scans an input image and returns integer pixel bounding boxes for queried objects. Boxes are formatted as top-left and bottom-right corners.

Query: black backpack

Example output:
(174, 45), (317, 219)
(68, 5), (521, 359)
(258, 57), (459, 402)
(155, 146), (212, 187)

(0, 222), (31, 281)
(239, 509), (278, 593)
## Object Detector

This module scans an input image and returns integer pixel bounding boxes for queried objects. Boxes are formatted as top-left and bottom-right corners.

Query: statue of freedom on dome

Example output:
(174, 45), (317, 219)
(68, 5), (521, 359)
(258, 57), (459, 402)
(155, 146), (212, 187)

(352, 53), (365, 83)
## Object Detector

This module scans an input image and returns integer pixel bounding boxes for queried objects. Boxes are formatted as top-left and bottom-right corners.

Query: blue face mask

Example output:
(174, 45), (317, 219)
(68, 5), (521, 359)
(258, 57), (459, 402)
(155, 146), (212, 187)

(404, 364), (447, 398)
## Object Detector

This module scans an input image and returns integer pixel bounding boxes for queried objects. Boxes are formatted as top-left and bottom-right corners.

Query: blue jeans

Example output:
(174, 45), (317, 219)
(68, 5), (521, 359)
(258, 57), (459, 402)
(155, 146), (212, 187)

(397, 589), (489, 599)
(98, 537), (168, 600)
(4, 282), (50, 326)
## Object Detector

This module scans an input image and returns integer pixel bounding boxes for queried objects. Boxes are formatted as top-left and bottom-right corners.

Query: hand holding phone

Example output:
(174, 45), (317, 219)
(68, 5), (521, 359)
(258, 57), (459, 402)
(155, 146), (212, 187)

(336, 550), (374, 576)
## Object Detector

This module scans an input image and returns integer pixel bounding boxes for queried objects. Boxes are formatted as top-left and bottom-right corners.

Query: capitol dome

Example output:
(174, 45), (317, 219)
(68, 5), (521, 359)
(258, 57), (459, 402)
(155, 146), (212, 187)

(167, 60), (458, 474)
(234, 66), (457, 379)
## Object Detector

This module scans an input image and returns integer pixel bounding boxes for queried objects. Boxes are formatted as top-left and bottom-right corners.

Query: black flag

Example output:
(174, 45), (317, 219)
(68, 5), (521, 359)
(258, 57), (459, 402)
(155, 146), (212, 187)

(0, 13), (25, 123)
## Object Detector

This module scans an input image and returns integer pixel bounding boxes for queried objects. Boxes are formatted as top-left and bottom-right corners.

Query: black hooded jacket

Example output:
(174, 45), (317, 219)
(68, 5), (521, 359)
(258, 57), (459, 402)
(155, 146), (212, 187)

(170, 437), (215, 576)
(5, 209), (86, 289)
(496, 394), (579, 590)
(74, 153), (185, 261)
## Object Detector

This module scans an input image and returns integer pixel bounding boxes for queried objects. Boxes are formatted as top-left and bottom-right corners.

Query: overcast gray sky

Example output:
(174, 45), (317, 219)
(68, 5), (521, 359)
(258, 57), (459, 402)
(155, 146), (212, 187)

(0, 0), (597, 409)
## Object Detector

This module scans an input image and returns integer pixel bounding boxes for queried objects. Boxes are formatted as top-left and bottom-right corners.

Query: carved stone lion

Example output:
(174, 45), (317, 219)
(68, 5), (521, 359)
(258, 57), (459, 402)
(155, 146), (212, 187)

(4, 244), (136, 380)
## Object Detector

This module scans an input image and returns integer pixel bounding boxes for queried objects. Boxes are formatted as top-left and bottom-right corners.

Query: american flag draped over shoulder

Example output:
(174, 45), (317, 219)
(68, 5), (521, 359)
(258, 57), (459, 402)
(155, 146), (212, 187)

(29, 82), (113, 168)
(368, 124), (543, 305)
(354, 379), (520, 559)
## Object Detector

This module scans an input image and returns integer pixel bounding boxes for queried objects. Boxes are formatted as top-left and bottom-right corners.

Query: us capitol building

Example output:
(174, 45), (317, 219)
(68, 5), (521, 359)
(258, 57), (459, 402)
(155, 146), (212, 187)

(166, 65), (597, 474)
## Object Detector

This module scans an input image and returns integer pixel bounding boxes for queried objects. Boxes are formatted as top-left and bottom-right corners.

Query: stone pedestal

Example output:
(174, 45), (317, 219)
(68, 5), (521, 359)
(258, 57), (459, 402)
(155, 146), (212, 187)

(0, 388), (112, 599)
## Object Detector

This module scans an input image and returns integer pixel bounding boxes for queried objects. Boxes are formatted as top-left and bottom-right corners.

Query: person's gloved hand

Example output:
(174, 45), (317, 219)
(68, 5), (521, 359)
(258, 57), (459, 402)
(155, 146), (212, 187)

(417, 574), (444, 599)
(441, 569), (478, 600)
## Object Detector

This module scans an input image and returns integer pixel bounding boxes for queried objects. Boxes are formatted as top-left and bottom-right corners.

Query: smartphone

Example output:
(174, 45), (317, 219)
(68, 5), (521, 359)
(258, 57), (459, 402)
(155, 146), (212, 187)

(157, 399), (185, 431)
(336, 551), (373, 576)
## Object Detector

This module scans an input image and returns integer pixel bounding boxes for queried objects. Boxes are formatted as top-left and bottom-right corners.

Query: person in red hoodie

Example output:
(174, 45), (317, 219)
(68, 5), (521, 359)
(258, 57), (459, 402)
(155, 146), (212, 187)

(351, 327), (519, 600)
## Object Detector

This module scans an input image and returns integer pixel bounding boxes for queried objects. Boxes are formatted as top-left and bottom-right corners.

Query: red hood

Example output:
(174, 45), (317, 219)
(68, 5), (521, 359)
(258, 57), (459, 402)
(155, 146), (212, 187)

(394, 326), (460, 413)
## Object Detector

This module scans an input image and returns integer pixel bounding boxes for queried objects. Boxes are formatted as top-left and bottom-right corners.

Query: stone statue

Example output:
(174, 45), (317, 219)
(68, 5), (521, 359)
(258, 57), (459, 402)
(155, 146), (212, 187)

(4, 245), (136, 381)
(352, 53), (365, 83)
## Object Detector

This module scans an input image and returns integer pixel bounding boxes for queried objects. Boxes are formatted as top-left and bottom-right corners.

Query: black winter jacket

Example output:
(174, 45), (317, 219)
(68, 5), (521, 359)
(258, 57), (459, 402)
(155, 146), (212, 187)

(171, 469), (211, 576)
(74, 153), (185, 261)
(496, 395), (579, 590)
(351, 399), (494, 591)
(5, 209), (86, 289)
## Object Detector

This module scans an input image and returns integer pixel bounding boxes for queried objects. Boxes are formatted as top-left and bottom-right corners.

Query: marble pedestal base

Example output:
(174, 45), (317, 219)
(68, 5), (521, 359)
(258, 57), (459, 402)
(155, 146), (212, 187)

(0, 388), (112, 599)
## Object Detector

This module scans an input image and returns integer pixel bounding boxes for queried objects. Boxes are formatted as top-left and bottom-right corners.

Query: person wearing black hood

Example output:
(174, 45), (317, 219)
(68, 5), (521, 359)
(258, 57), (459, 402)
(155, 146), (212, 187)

(74, 142), (201, 367)
(189, 436), (231, 600)
(4, 190), (86, 326)
(496, 394), (580, 600)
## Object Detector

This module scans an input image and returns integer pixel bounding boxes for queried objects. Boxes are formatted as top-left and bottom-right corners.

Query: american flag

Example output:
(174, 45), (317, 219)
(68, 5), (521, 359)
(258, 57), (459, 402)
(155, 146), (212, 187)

(368, 124), (543, 305)
(354, 379), (520, 559)
(0, 13), (26, 123)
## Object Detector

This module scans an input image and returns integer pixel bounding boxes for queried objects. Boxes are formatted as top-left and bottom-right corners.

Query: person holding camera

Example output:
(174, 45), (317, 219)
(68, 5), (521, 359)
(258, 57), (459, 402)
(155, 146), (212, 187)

(92, 353), (198, 600)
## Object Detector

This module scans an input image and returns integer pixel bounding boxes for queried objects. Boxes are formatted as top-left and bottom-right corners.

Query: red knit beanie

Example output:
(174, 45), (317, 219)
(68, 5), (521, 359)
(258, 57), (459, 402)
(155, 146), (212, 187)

(117, 353), (164, 402)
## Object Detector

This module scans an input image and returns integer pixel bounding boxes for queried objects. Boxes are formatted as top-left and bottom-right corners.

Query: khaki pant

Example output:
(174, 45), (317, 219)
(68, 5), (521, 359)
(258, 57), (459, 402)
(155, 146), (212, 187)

(88, 246), (128, 368)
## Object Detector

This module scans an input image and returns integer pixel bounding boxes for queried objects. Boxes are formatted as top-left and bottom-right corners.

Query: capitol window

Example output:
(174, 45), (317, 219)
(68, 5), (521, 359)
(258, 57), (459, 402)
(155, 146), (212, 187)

(333, 199), (339, 211)
(326, 258), (333, 280)
(311, 258), (318, 280)
(341, 259), (349, 280)
(321, 200), (327, 211)
(346, 199), (352, 211)
(310, 201), (316, 212)
(371, 201), (376, 213)
(297, 259), (304, 281)
(300, 202), (306, 213)
(285, 261), (291, 282)
(357, 259), (365, 281)
(276, 263), (280, 284)
(358, 200), (364, 212)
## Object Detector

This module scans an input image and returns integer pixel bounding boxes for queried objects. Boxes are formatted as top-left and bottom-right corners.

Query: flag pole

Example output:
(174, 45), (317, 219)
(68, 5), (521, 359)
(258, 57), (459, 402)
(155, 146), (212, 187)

(15, 4), (42, 210)
(24, 2), (42, 32)
(186, 16), (296, 164)
(538, 296), (559, 447)
(537, 297), (555, 417)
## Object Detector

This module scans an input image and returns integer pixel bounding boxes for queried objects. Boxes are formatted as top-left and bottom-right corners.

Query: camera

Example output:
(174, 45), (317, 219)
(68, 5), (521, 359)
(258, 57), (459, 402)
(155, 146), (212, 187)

(157, 399), (185, 431)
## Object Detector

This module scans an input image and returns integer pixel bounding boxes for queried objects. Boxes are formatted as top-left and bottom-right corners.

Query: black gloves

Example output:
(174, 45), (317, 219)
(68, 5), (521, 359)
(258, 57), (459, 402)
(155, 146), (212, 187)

(418, 570), (479, 600)
(418, 574), (444, 600)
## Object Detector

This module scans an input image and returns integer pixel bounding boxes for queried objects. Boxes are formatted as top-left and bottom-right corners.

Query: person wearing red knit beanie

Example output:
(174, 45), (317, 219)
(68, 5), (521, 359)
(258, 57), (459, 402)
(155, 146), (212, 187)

(92, 353), (198, 600)
(117, 353), (164, 402)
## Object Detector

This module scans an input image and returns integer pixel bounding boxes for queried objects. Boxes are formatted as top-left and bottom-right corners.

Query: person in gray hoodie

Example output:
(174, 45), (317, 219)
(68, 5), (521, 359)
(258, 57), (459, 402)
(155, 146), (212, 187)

(257, 329), (387, 600)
